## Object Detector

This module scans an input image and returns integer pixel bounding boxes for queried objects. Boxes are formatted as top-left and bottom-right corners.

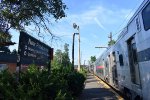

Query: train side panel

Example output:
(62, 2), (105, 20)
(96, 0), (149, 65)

(94, 0), (150, 99)
(136, 1), (150, 99)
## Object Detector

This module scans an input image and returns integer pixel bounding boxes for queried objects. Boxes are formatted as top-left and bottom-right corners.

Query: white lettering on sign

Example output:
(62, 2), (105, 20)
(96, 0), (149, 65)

(28, 47), (35, 52)
(36, 43), (48, 52)
(25, 45), (27, 50)
(24, 51), (27, 56)
(28, 38), (36, 46)
(28, 52), (36, 58)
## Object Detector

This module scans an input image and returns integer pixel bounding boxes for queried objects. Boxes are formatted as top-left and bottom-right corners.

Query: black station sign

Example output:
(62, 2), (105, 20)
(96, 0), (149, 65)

(18, 31), (52, 66)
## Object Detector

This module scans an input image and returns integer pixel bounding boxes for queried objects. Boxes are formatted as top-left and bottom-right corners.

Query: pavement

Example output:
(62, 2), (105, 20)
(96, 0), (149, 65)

(78, 73), (122, 100)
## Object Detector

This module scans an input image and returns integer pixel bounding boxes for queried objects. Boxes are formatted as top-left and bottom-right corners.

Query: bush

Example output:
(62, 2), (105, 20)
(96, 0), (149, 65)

(80, 67), (88, 78)
(67, 71), (86, 96)
(0, 65), (86, 100)
(0, 69), (17, 99)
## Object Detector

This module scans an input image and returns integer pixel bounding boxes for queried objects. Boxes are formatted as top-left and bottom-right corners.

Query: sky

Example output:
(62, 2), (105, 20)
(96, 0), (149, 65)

(9, 0), (144, 65)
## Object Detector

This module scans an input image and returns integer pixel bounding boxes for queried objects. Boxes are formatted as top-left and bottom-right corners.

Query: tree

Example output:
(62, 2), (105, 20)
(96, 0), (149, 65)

(62, 43), (70, 67)
(108, 40), (116, 46)
(11, 49), (17, 54)
(0, 17), (12, 46)
(0, 23), (12, 52)
(90, 56), (96, 63)
(51, 43), (71, 69)
(0, 31), (12, 44)
(55, 49), (63, 64)
(51, 49), (62, 69)
(0, 0), (67, 35)
(0, 46), (10, 54)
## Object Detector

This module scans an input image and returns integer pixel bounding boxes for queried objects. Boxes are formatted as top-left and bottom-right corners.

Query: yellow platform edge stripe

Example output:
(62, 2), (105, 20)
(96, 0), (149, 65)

(92, 74), (124, 100)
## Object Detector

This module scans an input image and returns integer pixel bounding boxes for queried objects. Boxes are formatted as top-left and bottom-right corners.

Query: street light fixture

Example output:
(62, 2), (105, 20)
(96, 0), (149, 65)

(73, 23), (77, 29)
(73, 23), (81, 71)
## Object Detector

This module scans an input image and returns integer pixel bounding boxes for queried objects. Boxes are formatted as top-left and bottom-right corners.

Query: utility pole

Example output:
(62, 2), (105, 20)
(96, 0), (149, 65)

(108, 32), (112, 42)
(73, 23), (81, 71)
(108, 32), (116, 46)
(72, 33), (75, 70)
(72, 33), (79, 70)
(77, 26), (81, 71)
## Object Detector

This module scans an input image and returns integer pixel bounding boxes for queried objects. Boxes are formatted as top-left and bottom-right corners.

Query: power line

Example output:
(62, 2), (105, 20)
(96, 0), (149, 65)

(112, 0), (143, 38)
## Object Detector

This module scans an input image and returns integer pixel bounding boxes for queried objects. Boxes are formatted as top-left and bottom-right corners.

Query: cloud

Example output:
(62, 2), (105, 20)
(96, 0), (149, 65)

(46, 5), (133, 48)
(45, 4), (133, 40)
(66, 5), (132, 28)
(29, 3), (133, 53)
(94, 17), (107, 32)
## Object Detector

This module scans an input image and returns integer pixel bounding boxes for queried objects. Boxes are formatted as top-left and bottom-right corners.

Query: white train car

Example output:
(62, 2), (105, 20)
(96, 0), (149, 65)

(94, 0), (150, 99)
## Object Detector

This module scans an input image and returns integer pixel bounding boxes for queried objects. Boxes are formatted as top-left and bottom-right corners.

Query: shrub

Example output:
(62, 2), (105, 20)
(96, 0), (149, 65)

(0, 69), (17, 99)
(0, 64), (86, 100)
(67, 71), (86, 96)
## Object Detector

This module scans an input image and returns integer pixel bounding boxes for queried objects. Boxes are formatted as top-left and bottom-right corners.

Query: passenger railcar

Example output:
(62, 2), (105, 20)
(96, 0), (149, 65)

(94, 0), (150, 99)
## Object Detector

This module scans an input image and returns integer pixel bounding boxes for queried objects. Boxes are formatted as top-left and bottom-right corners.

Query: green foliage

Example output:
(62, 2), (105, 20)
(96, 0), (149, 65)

(27, 64), (39, 74)
(67, 71), (86, 96)
(0, 69), (17, 99)
(90, 56), (96, 63)
(0, 31), (11, 43)
(108, 40), (116, 46)
(55, 90), (67, 100)
(80, 67), (88, 78)
(62, 43), (70, 67)
(0, 63), (86, 100)
(52, 43), (71, 69)
(0, 0), (67, 34)
(0, 19), (13, 47)
(0, 67), (65, 99)
(51, 43), (86, 98)
(51, 49), (63, 69)
(11, 49), (17, 54)
(0, 46), (10, 53)
(0, 42), (86, 99)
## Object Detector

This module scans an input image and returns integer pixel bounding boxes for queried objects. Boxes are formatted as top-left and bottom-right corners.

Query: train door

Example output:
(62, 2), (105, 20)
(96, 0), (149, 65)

(108, 55), (112, 84)
(108, 54), (114, 85)
(112, 52), (118, 87)
(127, 36), (141, 85)
(105, 59), (109, 83)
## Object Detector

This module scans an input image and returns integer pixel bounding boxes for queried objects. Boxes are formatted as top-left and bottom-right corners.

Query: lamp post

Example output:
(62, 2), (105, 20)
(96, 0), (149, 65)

(73, 23), (81, 71)
(72, 33), (79, 70)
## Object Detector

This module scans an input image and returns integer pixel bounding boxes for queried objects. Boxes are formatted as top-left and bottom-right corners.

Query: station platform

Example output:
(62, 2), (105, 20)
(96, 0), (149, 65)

(79, 73), (123, 100)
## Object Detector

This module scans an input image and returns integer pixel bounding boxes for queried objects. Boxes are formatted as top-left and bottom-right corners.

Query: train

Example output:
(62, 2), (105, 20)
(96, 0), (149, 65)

(92, 0), (150, 100)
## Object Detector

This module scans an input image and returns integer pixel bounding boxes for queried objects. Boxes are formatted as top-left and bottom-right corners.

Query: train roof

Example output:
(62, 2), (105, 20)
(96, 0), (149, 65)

(117, 0), (149, 40)
(95, 0), (149, 63)
(95, 45), (115, 61)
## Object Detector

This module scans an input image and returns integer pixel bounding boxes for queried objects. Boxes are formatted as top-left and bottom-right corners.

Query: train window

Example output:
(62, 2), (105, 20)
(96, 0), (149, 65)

(142, 2), (150, 31)
(105, 61), (108, 67)
(132, 43), (138, 63)
(112, 52), (116, 62)
(119, 54), (124, 66)
(136, 18), (141, 32)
